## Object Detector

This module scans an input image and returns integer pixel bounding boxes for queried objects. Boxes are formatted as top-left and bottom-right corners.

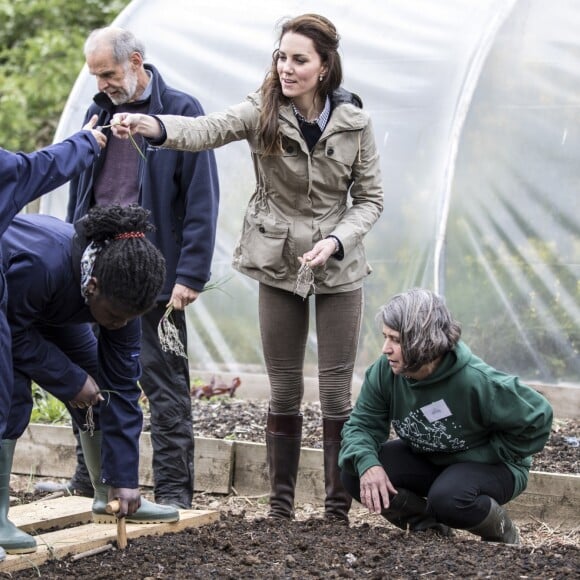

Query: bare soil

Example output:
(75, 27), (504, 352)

(187, 398), (579, 476)
(4, 398), (579, 579)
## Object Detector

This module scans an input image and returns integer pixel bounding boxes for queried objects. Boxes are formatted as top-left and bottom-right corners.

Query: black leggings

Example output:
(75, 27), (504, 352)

(341, 439), (515, 528)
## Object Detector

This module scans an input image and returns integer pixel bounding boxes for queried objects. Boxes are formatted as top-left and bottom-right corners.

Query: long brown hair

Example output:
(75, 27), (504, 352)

(259, 13), (342, 156)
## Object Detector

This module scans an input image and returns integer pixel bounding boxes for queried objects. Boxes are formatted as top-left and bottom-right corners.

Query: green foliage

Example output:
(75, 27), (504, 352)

(0, 0), (129, 151)
(30, 383), (69, 425)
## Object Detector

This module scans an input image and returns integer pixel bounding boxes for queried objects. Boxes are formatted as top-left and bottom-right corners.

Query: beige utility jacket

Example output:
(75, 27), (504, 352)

(158, 91), (384, 297)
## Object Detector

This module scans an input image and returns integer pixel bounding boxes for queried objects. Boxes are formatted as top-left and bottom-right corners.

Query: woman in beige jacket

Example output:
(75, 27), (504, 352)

(113, 13), (384, 523)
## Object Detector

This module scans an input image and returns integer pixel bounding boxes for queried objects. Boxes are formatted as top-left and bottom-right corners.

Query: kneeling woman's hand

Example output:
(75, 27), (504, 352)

(359, 465), (398, 514)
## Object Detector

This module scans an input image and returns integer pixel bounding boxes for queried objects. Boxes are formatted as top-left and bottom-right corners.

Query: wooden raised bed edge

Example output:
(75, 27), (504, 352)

(13, 424), (579, 530)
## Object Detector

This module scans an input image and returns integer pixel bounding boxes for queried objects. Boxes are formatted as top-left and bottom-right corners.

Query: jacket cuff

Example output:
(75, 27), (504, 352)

(147, 115), (168, 146)
(325, 235), (344, 260)
(175, 275), (207, 294)
(357, 456), (383, 478)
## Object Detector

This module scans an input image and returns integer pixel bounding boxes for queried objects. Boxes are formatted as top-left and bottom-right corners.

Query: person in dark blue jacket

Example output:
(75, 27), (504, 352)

(0, 205), (179, 556)
(0, 120), (104, 562)
(65, 27), (220, 509)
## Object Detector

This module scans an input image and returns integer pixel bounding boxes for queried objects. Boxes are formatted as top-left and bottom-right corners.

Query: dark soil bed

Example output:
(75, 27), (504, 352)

(5, 512), (579, 579)
(4, 397), (579, 579)
(188, 398), (579, 475)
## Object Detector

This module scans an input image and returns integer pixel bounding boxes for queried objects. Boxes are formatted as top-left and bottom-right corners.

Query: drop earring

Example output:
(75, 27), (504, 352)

(319, 75), (324, 82)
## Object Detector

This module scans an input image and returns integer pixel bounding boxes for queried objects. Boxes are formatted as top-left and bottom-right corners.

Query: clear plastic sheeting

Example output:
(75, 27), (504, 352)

(44, 0), (580, 386)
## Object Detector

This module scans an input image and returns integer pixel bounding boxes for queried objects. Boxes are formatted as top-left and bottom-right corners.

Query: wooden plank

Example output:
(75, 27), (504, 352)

(10, 496), (93, 532)
(295, 447), (325, 502)
(232, 441), (325, 501)
(14, 426), (235, 495)
(194, 437), (235, 494)
(231, 442), (579, 529)
(231, 441), (268, 497)
(12, 426), (580, 530)
(12, 424), (77, 477)
(507, 471), (580, 529)
(139, 434), (234, 494)
(0, 509), (219, 574)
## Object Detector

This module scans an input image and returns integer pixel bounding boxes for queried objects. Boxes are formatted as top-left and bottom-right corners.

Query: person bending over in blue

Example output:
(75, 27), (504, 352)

(0, 204), (179, 557)
(0, 119), (105, 562)
(0, 118), (105, 441)
(339, 288), (553, 544)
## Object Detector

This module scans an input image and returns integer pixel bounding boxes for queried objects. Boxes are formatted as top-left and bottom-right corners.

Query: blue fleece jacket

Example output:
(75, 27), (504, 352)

(2, 214), (142, 488)
(0, 131), (100, 235)
(0, 131), (100, 442)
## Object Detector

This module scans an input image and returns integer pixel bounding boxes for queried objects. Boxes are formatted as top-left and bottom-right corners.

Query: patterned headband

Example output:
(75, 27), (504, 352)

(114, 231), (145, 240)
(80, 241), (101, 302)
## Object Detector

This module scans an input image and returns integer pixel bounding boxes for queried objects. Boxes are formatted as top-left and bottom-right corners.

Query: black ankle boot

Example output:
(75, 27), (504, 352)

(382, 488), (453, 536)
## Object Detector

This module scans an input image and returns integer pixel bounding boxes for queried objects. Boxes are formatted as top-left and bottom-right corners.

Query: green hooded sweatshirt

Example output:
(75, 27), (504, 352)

(339, 341), (553, 499)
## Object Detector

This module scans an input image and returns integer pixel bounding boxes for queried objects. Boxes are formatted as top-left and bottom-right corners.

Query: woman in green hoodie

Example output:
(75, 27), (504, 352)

(339, 288), (553, 544)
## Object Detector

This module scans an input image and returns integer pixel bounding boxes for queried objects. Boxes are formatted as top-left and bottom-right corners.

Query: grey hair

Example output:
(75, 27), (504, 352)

(84, 27), (146, 63)
(378, 288), (462, 372)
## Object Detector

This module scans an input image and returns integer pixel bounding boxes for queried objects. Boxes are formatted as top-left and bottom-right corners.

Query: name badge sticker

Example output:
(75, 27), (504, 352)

(421, 399), (452, 423)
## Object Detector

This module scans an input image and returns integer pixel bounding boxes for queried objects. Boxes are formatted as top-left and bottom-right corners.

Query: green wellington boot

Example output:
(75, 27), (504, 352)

(0, 440), (37, 554)
(468, 498), (519, 544)
(78, 430), (179, 524)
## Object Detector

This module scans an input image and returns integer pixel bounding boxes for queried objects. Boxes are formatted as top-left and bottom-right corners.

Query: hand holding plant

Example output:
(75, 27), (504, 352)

(100, 116), (147, 160)
(158, 276), (232, 357)
(110, 112), (164, 140)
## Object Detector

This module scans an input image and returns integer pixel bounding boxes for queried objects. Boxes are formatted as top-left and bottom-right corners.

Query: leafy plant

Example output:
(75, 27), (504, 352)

(30, 383), (69, 424)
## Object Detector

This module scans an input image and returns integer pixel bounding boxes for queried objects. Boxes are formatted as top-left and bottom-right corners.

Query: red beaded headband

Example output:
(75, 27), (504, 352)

(114, 231), (146, 240)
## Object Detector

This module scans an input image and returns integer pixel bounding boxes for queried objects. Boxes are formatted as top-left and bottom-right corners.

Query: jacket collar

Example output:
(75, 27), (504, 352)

(330, 87), (363, 109)
(277, 88), (367, 135)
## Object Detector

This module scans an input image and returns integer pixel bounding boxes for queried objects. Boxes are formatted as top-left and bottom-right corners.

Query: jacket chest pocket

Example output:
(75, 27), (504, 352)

(323, 133), (359, 167)
(260, 140), (306, 186)
(281, 136), (300, 158)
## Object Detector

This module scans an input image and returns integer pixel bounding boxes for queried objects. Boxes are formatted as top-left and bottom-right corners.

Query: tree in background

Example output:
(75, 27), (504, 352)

(0, 0), (129, 152)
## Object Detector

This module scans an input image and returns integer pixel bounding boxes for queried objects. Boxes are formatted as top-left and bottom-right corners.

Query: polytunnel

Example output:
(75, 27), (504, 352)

(44, 0), (580, 387)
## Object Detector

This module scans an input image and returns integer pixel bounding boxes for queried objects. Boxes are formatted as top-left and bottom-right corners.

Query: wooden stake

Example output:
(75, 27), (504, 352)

(71, 544), (113, 561)
(105, 500), (127, 549)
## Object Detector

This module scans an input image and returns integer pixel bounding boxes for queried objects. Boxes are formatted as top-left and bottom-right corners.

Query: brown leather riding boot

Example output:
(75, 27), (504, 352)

(323, 417), (352, 523)
(266, 412), (303, 520)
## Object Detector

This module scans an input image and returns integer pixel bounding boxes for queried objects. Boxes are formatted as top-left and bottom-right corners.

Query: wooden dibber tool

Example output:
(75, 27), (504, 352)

(105, 500), (127, 549)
